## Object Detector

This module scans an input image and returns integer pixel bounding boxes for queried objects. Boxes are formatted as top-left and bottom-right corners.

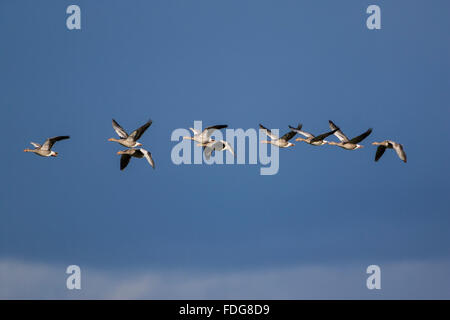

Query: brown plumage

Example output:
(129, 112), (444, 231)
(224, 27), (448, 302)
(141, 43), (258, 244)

(326, 120), (372, 150)
(23, 136), (70, 157)
(108, 119), (152, 148)
(259, 124), (300, 148)
(117, 148), (155, 170)
(372, 140), (407, 163)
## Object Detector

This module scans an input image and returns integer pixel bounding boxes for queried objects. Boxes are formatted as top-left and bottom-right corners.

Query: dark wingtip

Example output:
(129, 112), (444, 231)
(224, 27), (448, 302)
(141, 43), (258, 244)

(289, 124), (302, 130)
(210, 124), (228, 130)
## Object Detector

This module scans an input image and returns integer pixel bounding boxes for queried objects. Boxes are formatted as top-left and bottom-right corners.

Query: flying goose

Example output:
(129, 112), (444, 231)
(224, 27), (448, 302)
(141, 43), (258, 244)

(198, 139), (235, 160)
(108, 119), (152, 148)
(183, 125), (228, 144)
(259, 124), (300, 148)
(23, 136), (70, 157)
(117, 148), (155, 170)
(326, 120), (372, 150)
(288, 124), (338, 146)
(372, 140), (407, 163)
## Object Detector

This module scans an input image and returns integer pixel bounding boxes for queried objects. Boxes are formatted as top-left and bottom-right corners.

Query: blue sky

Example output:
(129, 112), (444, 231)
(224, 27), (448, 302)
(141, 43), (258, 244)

(1, 0), (449, 298)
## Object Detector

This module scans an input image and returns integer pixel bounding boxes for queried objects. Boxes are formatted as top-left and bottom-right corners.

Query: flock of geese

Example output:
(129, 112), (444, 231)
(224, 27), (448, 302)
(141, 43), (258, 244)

(23, 119), (407, 169)
(260, 120), (406, 162)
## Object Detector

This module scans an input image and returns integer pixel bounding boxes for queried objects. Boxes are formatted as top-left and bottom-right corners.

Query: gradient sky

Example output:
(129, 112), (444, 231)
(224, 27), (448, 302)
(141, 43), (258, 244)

(1, 0), (449, 298)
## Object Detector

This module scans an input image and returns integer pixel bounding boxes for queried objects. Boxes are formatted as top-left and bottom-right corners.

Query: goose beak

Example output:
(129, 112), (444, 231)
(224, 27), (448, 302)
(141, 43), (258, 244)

(108, 138), (114, 142)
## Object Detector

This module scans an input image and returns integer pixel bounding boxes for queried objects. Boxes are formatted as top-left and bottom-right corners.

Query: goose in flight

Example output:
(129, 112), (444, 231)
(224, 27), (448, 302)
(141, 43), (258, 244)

(108, 119), (152, 148)
(23, 136), (70, 157)
(183, 124), (228, 144)
(372, 140), (407, 163)
(288, 124), (338, 146)
(198, 139), (235, 160)
(326, 120), (372, 150)
(259, 124), (300, 148)
(117, 148), (155, 170)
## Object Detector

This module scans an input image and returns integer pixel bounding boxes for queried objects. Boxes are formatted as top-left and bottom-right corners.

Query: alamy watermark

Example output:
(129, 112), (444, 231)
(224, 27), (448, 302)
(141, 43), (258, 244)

(366, 265), (381, 290)
(66, 265), (81, 290)
(171, 121), (280, 175)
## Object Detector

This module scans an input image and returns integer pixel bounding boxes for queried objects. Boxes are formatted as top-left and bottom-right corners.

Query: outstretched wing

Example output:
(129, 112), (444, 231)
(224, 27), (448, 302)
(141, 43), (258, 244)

(288, 125), (313, 138)
(189, 128), (201, 135)
(41, 136), (70, 151)
(120, 154), (132, 170)
(392, 142), (407, 163)
(375, 145), (386, 162)
(203, 140), (235, 160)
(328, 120), (348, 142)
(281, 124), (301, 142)
(30, 142), (41, 148)
(259, 124), (279, 140)
(203, 140), (220, 160)
(139, 148), (155, 169)
(112, 119), (128, 139)
(310, 128), (338, 143)
(222, 140), (235, 157)
(130, 119), (152, 140)
(203, 144), (214, 160)
(348, 128), (372, 144)
(203, 125), (228, 140)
